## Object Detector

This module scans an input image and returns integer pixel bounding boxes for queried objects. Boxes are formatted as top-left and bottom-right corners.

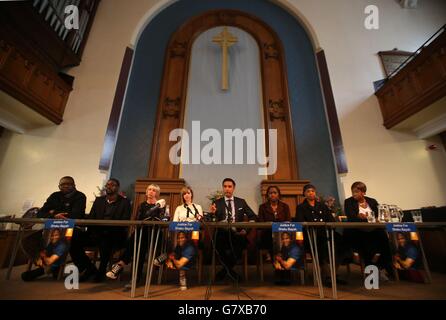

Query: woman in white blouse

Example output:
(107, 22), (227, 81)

(173, 186), (203, 222)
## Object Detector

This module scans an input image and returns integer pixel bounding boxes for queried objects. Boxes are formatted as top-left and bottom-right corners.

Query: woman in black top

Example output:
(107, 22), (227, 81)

(106, 184), (164, 282)
(344, 181), (392, 280)
(295, 184), (348, 286)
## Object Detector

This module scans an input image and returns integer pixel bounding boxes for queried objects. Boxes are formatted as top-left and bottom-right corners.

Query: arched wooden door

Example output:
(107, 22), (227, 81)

(134, 10), (309, 218)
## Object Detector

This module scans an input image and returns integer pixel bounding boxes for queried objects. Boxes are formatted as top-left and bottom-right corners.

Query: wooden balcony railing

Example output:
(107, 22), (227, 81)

(375, 25), (446, 129)
(0, 0), (100, 125)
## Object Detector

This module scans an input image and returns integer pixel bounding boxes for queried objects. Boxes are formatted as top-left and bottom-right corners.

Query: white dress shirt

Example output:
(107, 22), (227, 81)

(224, 196), (235, 222)
(173, 203), (203, 222)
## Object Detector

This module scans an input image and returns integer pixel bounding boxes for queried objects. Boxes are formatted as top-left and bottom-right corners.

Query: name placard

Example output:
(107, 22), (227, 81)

(386, 223), (417, 233)
(272, 222), (302, 233)
(44, 219), (75, 229)
(169, 222), (200, 232)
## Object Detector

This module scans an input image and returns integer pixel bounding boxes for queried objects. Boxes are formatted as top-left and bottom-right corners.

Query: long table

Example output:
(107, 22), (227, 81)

(324, 222), (446, 299)
(1, 218), (445, 299)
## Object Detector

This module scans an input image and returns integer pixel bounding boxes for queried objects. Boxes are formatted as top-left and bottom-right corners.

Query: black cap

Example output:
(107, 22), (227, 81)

(303, 184), (316, 194)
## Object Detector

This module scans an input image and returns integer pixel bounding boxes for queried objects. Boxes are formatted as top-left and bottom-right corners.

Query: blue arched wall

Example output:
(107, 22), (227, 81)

(111, 0), (339, 202)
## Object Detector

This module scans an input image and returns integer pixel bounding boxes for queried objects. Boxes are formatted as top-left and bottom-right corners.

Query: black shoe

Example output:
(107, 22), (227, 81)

(21, 268), (45, 282)
(323, 277), (348, 287)
(215, 269), (227, 281)
(93, 273), (105, 283)
(79, 265), (98, 282)
(228, 269), (240, 281)
(323, 278), (332, 288)
(336, 277), (348, 285)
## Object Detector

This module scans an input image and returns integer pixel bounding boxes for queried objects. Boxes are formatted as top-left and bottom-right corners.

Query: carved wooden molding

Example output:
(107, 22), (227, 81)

(147, 9), (299, 181)
(170, 41), (187, 58)
(268, 99), (286, 120)
(263, 43), (279, 60)
(162, 97), (181, 118)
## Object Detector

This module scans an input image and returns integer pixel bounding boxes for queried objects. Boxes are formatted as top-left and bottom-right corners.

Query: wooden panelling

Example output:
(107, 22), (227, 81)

(0, 1), (100, 125)
(375, 30), (446, 129)
(132, 178), (186, 220)
(147, 9), (299, 182)
(260, 180), (310, 219)
(0, 39), (72, 124)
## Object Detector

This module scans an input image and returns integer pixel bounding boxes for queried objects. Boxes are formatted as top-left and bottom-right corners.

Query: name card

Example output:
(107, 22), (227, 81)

(272, 222), (302, 233)
(169, 222), (200, 232)
(386, 223), (417, 233)
(44, 219), (75, 229)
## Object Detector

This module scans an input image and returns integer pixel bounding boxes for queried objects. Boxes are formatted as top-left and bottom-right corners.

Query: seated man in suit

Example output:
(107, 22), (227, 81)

(209, 178), (257, 281)
(70, 178), (131, 282)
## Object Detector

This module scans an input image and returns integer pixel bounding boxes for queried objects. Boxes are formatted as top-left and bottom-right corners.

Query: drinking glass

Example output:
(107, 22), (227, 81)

(411, 210), (423, 223)
(389, 205), (400, 223)
(367, 211), (376, 223)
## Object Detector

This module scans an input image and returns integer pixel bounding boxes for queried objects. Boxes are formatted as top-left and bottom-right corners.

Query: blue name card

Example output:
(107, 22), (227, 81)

(44, 219), (75, 229)
(272, 222), (302, 233)
(386, 223), (417, 233)
(169, 222), (200, 232)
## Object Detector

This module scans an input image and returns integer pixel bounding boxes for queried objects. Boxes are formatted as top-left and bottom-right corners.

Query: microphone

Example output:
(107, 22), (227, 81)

(143, 199), (166, 220)
(156, 199), (166, 208)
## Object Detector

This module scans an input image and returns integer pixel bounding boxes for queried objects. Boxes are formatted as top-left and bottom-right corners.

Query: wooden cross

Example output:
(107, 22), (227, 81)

(212, 27), (238, 91)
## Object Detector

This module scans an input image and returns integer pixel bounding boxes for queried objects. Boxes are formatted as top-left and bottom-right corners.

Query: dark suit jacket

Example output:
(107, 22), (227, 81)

(344, 196), (379, 222)
(295, 199), (335, 223)
(258, 201), (291, 222)
(214, 197), (257, 223)
(89, 195), (131, 221)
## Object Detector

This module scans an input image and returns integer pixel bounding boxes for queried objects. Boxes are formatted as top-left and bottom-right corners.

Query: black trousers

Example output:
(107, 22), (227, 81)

(70, 227), (127, 275)
(215, 229), (247, 271)
(346, 228), (392, 272)
(259, 229), (273, 256)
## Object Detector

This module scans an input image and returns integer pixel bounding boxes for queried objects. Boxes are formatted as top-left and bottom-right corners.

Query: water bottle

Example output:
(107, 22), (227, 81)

(163, 205), (170, 221)
(389, 205), (401, 223)
(378, 204), (389, 223)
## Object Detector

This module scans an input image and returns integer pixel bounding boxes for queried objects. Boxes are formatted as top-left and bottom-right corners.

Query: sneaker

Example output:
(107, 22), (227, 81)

(179, 270), (187, 290)
(106, 263), (124, 280)
(352, 252), (361, 265)
(379, 269), (390, 282)
(79, 265), (98, 282)
(153, 253), (168, 267)
(265, 253), (272, 262)
(123, 282), (132, 291)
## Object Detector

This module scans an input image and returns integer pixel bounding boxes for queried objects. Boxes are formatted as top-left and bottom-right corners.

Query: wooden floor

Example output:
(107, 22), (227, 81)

(1, 263), (446, 300)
